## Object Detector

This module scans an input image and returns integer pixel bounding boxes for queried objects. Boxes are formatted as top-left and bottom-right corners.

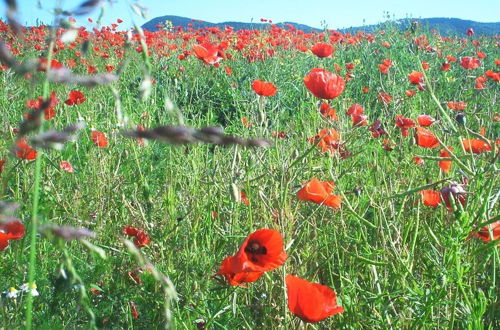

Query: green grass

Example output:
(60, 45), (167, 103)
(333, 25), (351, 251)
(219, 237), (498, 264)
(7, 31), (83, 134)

(0, 14), (499, 329)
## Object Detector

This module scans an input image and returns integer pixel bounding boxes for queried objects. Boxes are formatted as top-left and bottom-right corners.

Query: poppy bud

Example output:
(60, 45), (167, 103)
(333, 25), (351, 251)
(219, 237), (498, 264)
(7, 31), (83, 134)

(455, 112), (466, 126)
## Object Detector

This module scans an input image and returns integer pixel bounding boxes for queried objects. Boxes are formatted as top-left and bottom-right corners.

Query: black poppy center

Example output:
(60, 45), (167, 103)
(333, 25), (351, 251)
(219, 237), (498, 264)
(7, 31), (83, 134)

(245, 240), (267, 261)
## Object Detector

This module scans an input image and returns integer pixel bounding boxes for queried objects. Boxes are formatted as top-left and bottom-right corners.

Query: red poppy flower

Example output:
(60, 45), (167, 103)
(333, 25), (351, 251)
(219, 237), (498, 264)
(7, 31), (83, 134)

(447, 55), (457, 62)
(297, 178), (342, 208)
(381, 41), (391, 48)
(286, 275), (344, 323)
(475, 75), (487, 89)
(216, 255), (264, 286)
(15, 138), (37, 160)
(420, 190), (441, 207)
(441, 62), (451, 71)
(59, 161), (74, 173)
(192, 41), (223, 65)
(303, 68), (345, 100)
(362, 86), (370, 93)
(0, 159), (5, 172)
(37, 58), (63, 72)
(378, 64), (389, 75)
(26, 92), (58, 120)
(309, 128), (345, 156)
(346, 104), (364, 116)
(447, 101), (466, 111)
(122, 226), (151, 248)
(0, 220), (25, 251)
(475, 221), (500, 245)
(421, 61), (430, 70)
(439, 148), (452, 174)
(369, 120), (387, 138)
(485, 70), (500, 82)
(417, 115), (436, 127)
(241, 117), (251, 128)
(240, 190), (250, 206)
(217, 229), (287, 282)
(377, 93), (392, 104)
(311, 43), (334, 58)
(462, 139), (492, 154)
(395, 115), (415, 137)
(352, 114), (368, 127)
(90, 130), (108, 148)
(319, 103), (338, 120)
(408, 71), (424, 89)
(405, 90), (416, 97)
(251, 79), (277, 97)
(413, 156), (424, 166)
(415, 127), (439, 148)
(65, 90), (86, 106)
(460, 57), (481, 69)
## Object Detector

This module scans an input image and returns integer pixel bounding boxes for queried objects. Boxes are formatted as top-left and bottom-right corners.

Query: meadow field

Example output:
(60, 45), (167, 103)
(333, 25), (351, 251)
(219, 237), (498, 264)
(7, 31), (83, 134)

(0, 2), (499, 329)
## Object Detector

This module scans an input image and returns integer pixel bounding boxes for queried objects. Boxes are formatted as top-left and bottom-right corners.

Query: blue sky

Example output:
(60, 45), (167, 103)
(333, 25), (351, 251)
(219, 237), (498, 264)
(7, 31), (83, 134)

(1, 0), (499, 30)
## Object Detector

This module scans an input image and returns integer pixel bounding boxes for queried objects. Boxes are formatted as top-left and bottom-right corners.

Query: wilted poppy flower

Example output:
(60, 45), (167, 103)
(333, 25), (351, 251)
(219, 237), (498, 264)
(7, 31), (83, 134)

(382, 139), (395, 151)
(415, 127), (439, 148)
(311, 43), (334, 58)
(369, 120), (387, 138)
(319, 103), (338, 120)
(417, 114), (436, 127)
(447, 101), (466, 111)
(462, 139), (492, 154)
(122, 226), (151, 248)
(475, 221), (500, 245)
(251, 79), (277, 97)
(297, 178), (342, 208)
(395, 115), (415, 137)
(90, 130), (108, 148)
(0, 220), (25, 251)
(65, 90), (86, 106)
(59, 161), (74, 173)
(420, 190), (440, 207)
(217, 229), (287, 284)
(439, 148), (452, 174)
(15, 138), (37, 160)
(309, 128), (348, 156)
(303, 68), (345, 100)
(0, 159), (5, 172)
(286, 275), (344, 323)
(460, 57), (481, 69)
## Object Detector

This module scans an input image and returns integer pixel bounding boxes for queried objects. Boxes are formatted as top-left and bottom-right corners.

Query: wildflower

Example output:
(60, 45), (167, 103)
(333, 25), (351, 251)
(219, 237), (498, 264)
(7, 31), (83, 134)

(192, 41), (223, 65)
(303, 68), (345, 100)
(462, 139), (492, 154)
(64, 90), (86, 106)
(440, 183), (467, 211)
(15, 138), (37, 160)
(297, 178), (342, 208)
(59, 161), (74, 173)
(475, 221), (500, 246)
(415, 127), (439, 148)
(122, 226), (151, 248)
(395, 115), (415, 137)
(439, 148), (452, 174)
(413, 156), (425, 166)
(216, 229), (287, 286)
(377, 92), (392, 104)
(5, 287), (19, 298)
(319, 103), (338, 120)
(286, 275), (344, 323)
(90, 130), (108, 148)
(408, 71), (424, 89)
(417, 115), (436, 127)
(420, 190), (440, 207)
(441, 62), (451, 71)
(460, 57), (481, 69)
(447, 101), (467, 111)
(251, 79), (277, 96)
(311, 43), (334, 58)
(20, 283), (39, 297)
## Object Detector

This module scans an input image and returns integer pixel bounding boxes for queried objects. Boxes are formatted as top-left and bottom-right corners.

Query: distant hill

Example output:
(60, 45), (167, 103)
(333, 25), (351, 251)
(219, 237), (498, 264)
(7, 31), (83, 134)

(142, 15), (499, 36)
